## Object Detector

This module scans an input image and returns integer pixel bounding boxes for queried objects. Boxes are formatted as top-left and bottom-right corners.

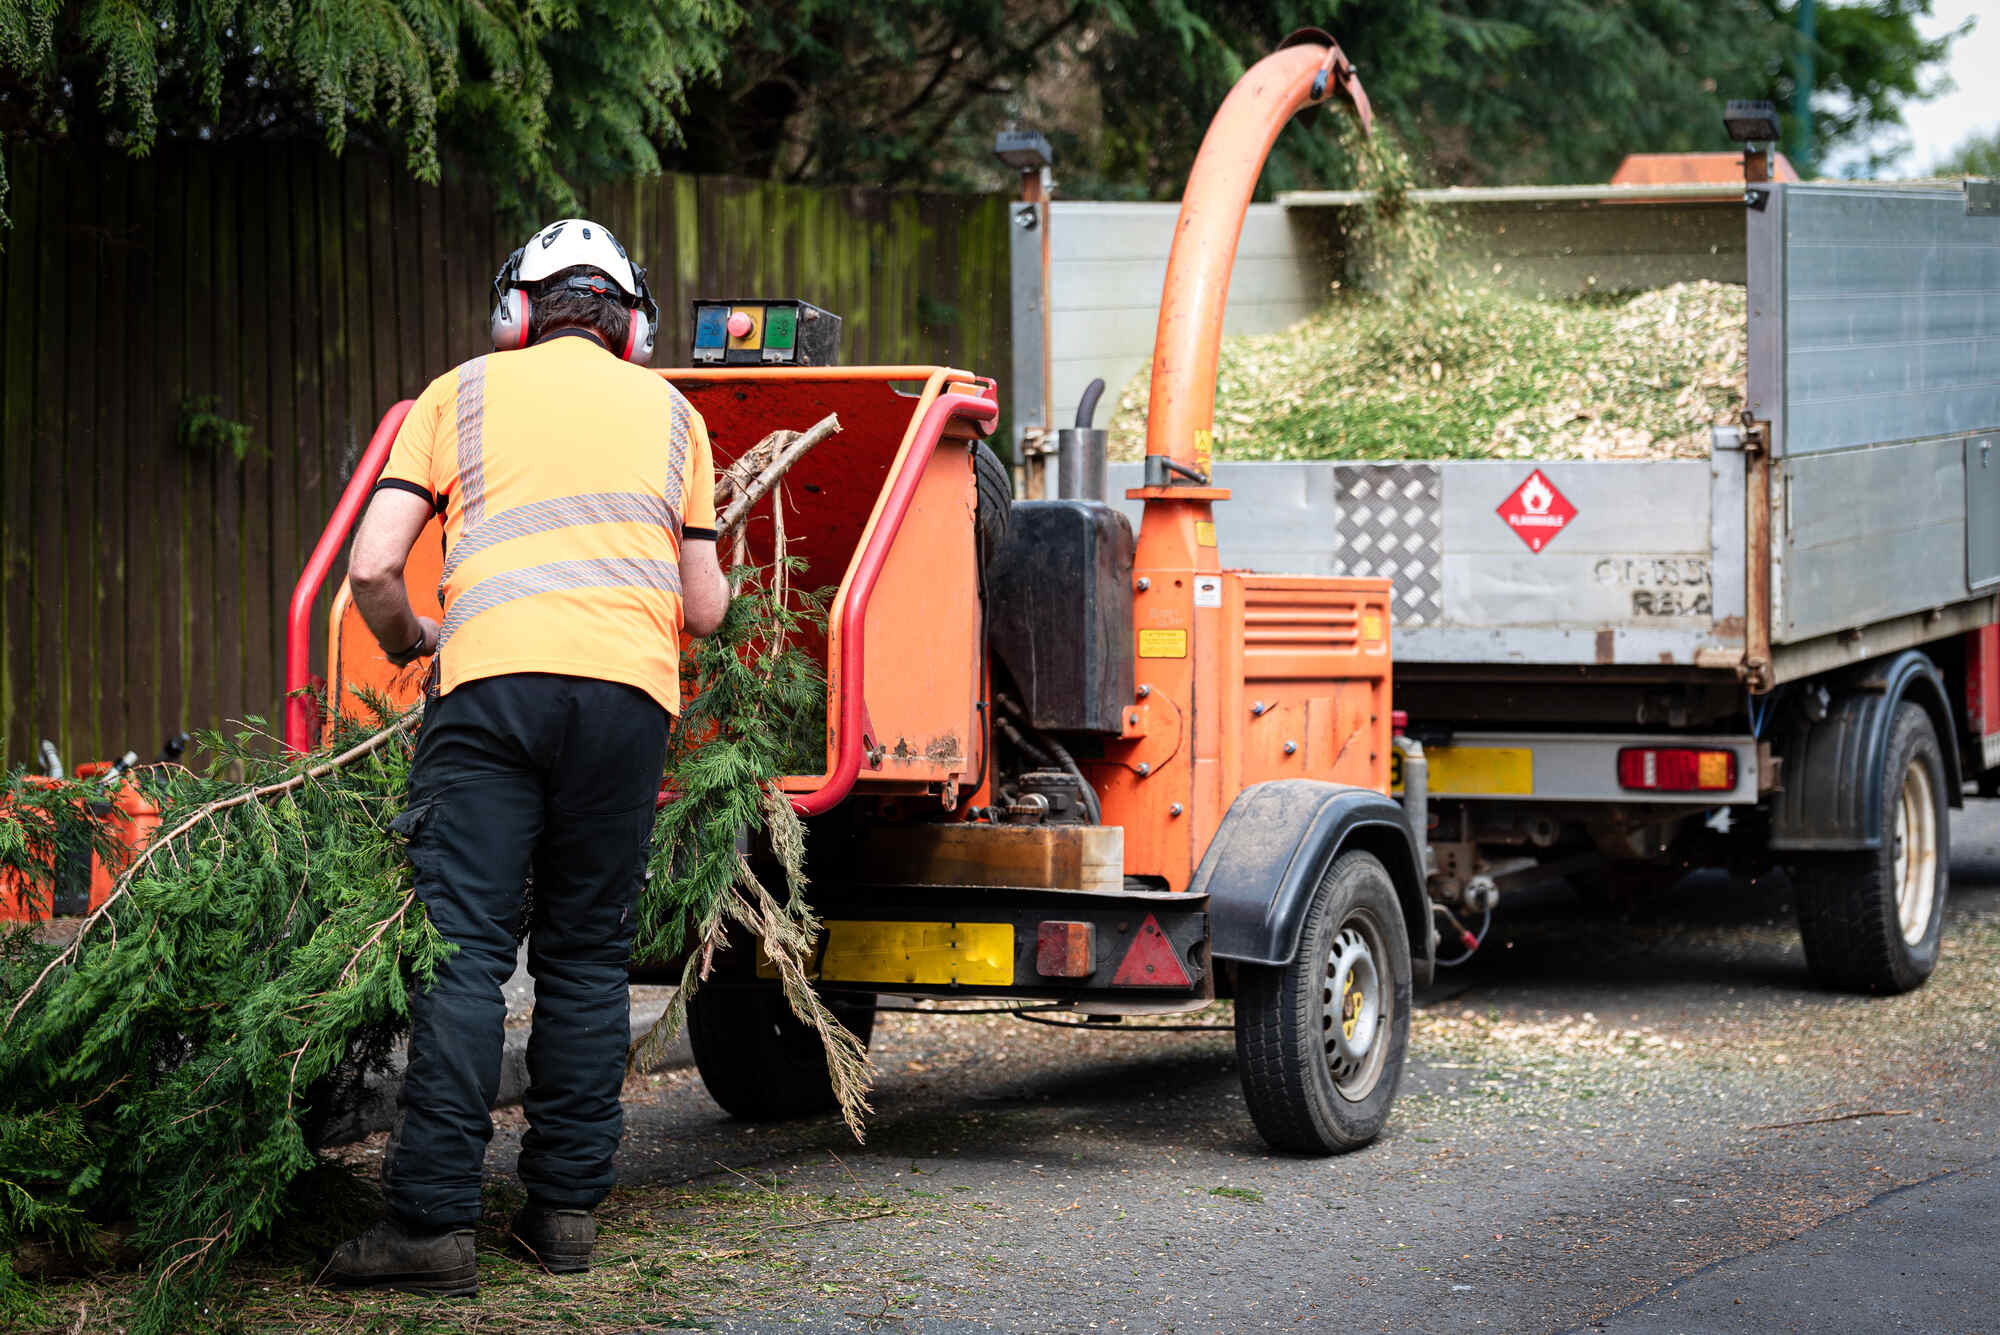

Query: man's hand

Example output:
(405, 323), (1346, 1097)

(386, 616), (440, 668)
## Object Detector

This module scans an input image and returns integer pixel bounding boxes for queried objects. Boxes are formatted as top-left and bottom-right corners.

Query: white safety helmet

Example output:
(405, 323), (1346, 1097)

(489, 218), (658, 364)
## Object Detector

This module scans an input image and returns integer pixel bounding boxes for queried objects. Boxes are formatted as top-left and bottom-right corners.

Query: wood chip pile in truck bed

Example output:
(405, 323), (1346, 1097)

(1109, 279), (1747, 463)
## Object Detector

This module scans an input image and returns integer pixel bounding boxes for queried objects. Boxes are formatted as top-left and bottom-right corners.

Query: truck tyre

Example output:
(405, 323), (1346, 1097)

(1234, 849), (1412, 1154)
(973, 440), (1012, 574)
(687, 985), (877, 1121)
(1793, 702), (1948, 994)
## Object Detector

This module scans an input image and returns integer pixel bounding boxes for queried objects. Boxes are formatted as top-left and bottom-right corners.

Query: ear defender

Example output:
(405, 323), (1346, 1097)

(620, 307), (655, 365)
(619, 263), (659, 365)
(488, 247), (530, 351)
(489, 287), (532, 351)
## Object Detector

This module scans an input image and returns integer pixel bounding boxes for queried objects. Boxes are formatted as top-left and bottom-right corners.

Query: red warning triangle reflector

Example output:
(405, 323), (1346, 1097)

(1111, 913), (1191, 988)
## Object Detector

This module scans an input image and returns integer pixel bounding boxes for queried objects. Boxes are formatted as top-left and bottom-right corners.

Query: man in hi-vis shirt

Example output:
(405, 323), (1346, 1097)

(328, 219), (728, 1294)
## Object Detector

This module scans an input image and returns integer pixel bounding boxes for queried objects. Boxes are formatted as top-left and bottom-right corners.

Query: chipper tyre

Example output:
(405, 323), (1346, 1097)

(973, 439), (1012, 574)
(1793, 702), (1949, 994)
(1234, 850), (1412, 1154)
(687, 986), (876, 1121)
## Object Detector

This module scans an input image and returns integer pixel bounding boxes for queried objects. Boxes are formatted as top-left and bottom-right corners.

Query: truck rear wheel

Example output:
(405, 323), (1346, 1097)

(1793, 702), (1948, 994)
(687, 985), (877, 1121)
(1234, 850), (1411, 1154)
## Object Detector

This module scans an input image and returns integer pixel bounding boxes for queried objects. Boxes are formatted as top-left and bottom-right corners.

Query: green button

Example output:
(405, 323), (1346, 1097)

(764, 306), (798, 350)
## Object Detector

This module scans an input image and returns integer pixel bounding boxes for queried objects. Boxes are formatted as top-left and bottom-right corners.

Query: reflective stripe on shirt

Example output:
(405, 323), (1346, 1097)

(664, 392), (690, 539)
(439, 491), (677, 585)
(454, 358), (490, 528)
(441, 557), (684, 644)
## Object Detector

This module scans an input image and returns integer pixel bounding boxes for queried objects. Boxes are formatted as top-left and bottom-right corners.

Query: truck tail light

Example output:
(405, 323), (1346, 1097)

(1036, 921), (1095, 978)
(1617, 747), (1736, 792)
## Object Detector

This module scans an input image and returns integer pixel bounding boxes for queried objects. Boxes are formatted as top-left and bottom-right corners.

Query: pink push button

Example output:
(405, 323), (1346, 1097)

(726, 311), (755, 339)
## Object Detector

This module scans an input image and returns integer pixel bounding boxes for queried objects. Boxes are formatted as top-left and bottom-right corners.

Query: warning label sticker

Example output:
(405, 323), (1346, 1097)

(1496, 469), (1577, 553)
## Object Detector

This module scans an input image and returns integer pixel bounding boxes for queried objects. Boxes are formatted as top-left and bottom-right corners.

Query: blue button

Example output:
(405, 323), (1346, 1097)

(693, 305), (729, 348)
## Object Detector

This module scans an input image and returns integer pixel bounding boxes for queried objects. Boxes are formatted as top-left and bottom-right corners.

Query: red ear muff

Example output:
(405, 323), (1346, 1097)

(620, 306), (655, 365)
(489, 288), (532, 351)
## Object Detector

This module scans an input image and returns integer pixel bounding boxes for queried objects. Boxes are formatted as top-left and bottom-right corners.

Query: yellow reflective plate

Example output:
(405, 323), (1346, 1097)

(1391, 746), (1533, 796)
(762, 920), (1016, 987)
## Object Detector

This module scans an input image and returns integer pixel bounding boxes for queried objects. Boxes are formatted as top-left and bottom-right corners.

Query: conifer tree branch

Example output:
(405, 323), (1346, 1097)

(6, 715), (420, 1030)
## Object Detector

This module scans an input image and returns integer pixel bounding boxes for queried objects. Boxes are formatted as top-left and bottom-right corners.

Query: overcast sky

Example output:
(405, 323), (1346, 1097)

(1825, 0), (1998, 176)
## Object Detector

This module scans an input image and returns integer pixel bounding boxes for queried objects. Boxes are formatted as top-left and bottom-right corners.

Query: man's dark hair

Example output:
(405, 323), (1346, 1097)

(527, 264), (631, 349)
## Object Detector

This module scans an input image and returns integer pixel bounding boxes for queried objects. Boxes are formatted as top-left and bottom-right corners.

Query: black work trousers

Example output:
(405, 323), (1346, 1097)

(384, 672), (668, 1230)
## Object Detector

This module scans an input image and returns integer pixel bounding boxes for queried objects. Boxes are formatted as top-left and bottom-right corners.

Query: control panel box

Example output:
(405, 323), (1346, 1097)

(690, 298), (842, 366)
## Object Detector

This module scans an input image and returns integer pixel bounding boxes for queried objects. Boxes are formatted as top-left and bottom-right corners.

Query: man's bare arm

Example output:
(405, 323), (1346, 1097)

(349, 489), (439, 664)
(681, 537), (729, 638)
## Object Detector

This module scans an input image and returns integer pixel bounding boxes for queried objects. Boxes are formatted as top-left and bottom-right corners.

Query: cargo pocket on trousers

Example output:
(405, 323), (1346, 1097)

(389, 798), (442, 884)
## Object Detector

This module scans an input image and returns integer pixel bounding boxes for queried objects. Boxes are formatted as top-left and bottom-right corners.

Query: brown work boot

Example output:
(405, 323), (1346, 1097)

(507, 1204), (595, 1273)
(324, 1217), (478, 1296)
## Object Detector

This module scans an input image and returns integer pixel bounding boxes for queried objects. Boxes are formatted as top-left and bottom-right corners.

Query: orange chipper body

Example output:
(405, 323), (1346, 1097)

(282, 30), (1417, 1160)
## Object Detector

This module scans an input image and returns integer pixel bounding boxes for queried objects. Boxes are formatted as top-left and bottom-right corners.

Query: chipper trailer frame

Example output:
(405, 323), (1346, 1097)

(286, 35), (1431, 1155)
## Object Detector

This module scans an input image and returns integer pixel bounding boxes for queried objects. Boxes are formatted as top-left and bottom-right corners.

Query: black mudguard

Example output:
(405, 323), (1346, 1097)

(1190, 780), (1433, 985)
(1769, 649), (1963, 853)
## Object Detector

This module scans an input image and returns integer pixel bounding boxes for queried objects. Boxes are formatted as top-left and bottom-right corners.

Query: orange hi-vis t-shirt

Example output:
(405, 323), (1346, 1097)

(376, 332), (718, 715)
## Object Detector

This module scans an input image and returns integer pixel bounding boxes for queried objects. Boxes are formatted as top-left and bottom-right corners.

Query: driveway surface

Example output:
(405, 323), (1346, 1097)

(443, 805), (2000, 1333)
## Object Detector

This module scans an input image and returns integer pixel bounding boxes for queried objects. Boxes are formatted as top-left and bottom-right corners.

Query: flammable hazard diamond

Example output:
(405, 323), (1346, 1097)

(1495, 468), (1577, 553)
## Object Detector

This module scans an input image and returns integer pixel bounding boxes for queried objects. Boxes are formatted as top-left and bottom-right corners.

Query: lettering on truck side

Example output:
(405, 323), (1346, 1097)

(1594, 557), (1713, 618)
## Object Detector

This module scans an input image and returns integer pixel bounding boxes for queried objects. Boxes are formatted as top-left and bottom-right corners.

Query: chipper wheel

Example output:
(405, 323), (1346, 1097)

(1793, 702), (1949, 994)
(973, 439), (1012, 573)
(687, 985), (876, 1122)
(1235, 850), (1412, 1154)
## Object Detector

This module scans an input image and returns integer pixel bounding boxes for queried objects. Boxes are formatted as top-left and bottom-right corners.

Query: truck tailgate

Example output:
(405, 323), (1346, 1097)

(1111, 456), (1745, 671)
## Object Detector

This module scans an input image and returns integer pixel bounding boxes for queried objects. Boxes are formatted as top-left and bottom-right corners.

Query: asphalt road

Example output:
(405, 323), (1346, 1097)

(472, 804), (2000, 1333)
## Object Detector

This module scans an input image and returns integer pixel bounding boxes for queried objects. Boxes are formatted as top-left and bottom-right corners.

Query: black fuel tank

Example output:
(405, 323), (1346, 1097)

(985, 500), (1136, 734)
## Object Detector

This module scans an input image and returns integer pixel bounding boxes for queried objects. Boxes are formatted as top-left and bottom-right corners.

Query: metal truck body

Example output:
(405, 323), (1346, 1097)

(1109, 178), (2000, 990)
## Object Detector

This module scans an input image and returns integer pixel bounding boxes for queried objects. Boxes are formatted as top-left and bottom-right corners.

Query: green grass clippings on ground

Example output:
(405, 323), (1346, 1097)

(1208, 1186), (1264, 1204)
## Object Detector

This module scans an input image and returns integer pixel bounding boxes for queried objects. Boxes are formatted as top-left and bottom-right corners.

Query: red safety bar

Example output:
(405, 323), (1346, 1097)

(283, 400), (416, 752)
(790, 389), (998, 816)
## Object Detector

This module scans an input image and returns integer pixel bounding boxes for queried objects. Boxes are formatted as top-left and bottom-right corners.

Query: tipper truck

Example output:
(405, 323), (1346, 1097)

(1109, 160), (2000, 996)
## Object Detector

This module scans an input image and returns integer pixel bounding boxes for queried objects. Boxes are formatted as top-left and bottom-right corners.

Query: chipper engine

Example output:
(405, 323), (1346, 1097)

(287, 33), (1432, 1155)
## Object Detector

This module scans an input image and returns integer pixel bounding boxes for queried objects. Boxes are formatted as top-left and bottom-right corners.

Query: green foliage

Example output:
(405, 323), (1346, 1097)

(632, 560), (871, 1134)
(1933, 126), (2000, 177)
(0, 0), (741, 218)
(176, 395), (253, 463)
(0, 570), (839, 1330)
(673, 0), (1959, 193)
(1071, 0), (1961, 191)
(0, 700), (447, 1334)
(637, 562), (827, 971)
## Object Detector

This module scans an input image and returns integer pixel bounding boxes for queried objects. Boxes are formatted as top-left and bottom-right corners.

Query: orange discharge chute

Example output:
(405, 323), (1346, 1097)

(1142, 36), (1371, 475)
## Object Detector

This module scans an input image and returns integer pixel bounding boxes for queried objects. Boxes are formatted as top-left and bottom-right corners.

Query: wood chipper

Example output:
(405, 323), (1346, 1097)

(284, 34), (1432, 1155)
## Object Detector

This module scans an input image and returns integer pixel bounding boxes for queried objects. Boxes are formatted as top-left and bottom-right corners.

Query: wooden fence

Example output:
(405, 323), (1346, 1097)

(0, 145), (1011, 767)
